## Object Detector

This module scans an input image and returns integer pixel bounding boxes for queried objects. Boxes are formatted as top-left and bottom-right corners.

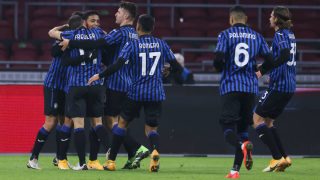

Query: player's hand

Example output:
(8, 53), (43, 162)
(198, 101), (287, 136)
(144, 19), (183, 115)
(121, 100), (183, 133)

(87, 74), (100, 85)
(59, 38), (70, 51)
(162, 63), (171, 77)
(256, 70), (262, 78)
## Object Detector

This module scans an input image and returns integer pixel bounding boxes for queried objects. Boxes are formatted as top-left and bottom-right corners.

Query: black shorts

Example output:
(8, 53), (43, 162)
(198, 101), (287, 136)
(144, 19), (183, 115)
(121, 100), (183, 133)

(219, 92), (256, 127)
(66, 85), (105, 118)
(44, 87), (65, 116)
(120, 98), (162, 127)
(104, 89), (127, 116)
(255, 89), (293, 119)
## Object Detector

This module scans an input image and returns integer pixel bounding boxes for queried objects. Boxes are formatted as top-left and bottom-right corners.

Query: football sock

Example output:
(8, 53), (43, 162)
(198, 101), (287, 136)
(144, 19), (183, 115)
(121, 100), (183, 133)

(109, 125), (126, 161)
(123, 131), (141, 159)
(147, 130), (160, 151)
(74, 128), (86, 166)
(223, 129), (242, 149)
(255, 123), (282, 159)
(30, 127), (49, 160)
(89, 128), (99, 161)
(94, 124), (109, 152)
(233, 148), (243, 171)
(270, 126), (287, 158)
(238, 132), (249, 142)
(58, 125), (71, 160)
(55, 124), (61, 160)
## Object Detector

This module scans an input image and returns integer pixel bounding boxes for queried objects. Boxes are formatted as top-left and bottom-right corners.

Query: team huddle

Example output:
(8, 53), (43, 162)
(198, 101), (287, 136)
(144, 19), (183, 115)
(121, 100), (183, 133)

(26, 1), (296, 178)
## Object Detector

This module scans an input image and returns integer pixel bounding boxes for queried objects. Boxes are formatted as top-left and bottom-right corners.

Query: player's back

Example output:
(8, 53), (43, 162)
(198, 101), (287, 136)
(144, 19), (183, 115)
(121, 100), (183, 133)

(216, 24), (270, 95)
(269, 29), (296, 93)
(104, 25), (138, 92)
(63, 27), (105, 87)
(127, 35), (171, 101)
(44, 38), (73, 91)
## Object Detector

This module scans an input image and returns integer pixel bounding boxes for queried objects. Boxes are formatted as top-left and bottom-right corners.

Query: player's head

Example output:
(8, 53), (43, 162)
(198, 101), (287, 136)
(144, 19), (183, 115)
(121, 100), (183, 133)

(60, 14), (83, 31)
(136, 14), (155, 35)
(229, 5), (247, 26)
(68, 14), (83, 30)
(270, 6), (293, 30)
(115, 1), (137, 26)
(72, 11), (84, 18)
(83, 10), (100, 28)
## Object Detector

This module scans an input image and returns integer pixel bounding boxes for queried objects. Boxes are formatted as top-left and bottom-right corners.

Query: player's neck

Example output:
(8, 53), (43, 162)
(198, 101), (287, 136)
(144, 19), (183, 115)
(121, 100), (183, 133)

(120, 20), (133, 27)
(274, 26), (279, 31)
(138, 32), (151, 36)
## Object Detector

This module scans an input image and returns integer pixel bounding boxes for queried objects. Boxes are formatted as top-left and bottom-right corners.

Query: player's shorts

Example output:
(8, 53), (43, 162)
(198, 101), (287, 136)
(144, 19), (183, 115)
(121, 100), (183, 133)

(66, 85), (105, 118)
(255, 89), (293, 119)
(120, 98), (162, 127)
(219, 92), (256, 126)
(104, 88), (127, 116)
(44, 86), (65, 116)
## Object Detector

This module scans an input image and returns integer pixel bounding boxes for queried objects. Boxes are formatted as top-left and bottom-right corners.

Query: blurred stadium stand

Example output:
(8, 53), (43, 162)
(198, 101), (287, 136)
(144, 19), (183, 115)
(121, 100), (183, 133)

(0, 0), (319, 76)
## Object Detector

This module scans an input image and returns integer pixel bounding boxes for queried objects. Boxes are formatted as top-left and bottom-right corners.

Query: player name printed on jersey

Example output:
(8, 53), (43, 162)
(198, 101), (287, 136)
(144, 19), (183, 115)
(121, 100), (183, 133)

(229, 32), (256, 39)
(74, 33), (96, 40)
(139, 43), (160, 49)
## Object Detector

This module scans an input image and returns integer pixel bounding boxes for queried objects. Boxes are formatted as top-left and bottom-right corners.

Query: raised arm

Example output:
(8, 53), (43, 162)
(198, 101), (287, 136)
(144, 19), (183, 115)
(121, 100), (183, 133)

(48, 24), (68, 40)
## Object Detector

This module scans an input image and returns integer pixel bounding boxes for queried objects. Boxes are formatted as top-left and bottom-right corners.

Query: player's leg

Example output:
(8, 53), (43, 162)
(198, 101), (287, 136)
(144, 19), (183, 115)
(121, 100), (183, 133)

(27, 115), (57, 170)
(57, 116), (73, 170)
(144, 101), (162, 172)
(54, 90), (68, 167)
(67, 86), (88, 170)
(253, 90), (287, 172)
(86, 86), (106, 170)
(220, 93), (245, 178)
(238, 93), (255, 171)
(264, 92), (294, 171)
(104, 98), (140, 171)
(104, 89), (147, 169)
(27, 87), (58, 170)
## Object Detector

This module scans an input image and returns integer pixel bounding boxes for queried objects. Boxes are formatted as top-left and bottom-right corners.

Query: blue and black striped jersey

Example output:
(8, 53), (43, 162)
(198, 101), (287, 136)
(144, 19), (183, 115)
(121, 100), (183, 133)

(103, 25), (138, 92)
(269, 29), (296, 93)
(215, 24), (270, 95)
(61, 27), (105, 87)
(118, 35), (175, 101)
(44, 30), (75, 91)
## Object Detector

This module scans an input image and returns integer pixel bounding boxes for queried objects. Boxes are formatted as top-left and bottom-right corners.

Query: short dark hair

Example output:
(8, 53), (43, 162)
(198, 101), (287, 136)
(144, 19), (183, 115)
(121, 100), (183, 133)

(72, 11), (84, 19)
(138, 14), (155, 33)
(230, 5), (246, 15)
(120, 1), (137, 20)
(83, 10), (100, 20)
(229, 5), (247, 21)
(273, 6), (293, 29)
(68, 14), (83, 30)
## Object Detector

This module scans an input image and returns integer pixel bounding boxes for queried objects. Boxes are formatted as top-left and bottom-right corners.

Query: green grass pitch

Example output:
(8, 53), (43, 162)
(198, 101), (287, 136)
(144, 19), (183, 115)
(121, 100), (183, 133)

(0, 155), (319, 180)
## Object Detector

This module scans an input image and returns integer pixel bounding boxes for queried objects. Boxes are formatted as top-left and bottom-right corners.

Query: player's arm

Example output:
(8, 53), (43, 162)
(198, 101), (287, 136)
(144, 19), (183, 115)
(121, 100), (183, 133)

(213, 51), (225, 72)
(168, 60), (186, 84)
(258, 49), (290, 75)
(61, 49), (97, 66)
(213, 32), (227, 72)
(48, 24), (68, 40)
(88, 57), (126, 85)
(67, 38), (107, 50)
(62, 30), (116, 50)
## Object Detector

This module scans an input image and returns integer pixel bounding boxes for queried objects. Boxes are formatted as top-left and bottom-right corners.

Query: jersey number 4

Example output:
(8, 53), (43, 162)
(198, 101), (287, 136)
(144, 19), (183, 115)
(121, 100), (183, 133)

(139, 52), (161, 76)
